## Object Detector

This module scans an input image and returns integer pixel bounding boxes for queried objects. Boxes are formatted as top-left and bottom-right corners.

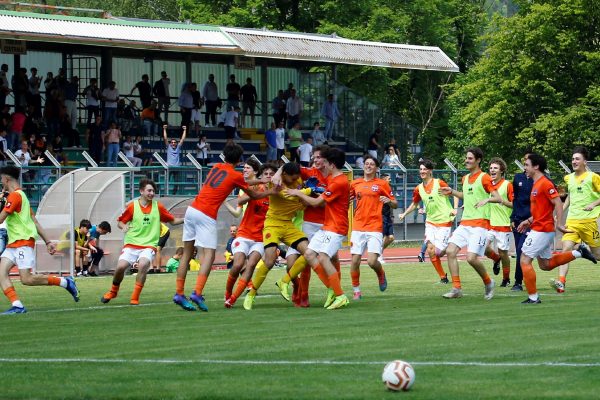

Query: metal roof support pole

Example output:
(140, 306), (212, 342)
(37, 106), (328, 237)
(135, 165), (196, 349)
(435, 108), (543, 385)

(5, 150), (23, 186)
(100, 48), (113, 89)
(153, 152), (169, 197)
(185, 54), (192, 84)
(261, 61), (269, 131)
(396, 161), (408, 241)
(444, 158), (459, 229)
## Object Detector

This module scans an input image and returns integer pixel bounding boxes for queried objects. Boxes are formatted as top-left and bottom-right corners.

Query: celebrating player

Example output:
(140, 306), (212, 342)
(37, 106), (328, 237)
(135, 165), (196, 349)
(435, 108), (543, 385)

(517, 153), (597, 304)
(101, 179), (183, 305)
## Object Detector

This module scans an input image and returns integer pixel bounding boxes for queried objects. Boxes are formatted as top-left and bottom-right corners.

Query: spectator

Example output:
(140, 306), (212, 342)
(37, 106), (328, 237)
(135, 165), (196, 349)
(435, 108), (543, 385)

(283, 82), (294, 101)
(0, 129), (7, 167)
(201, 73), (218, 127)
(43, 71), (55, 93)
(141, 101), (160, 137)
(225, 225), (237, 269)
(153, 223), (170, 273)
(122, 135), (142, 167)
(51, 135), (67, 164)
(54, 68), (67, 95)
(178, 82), (194, 131)
(130, 74), (152, 109)
(196, 133), (210, 166)
(28, 67), (42, 120)
(298, 136), (313, 167)
(11, 67), (28, 108)
(86, 220), (111, 276)
(367, 128), (381, 158)
(265, 122), (277, 162)
(240, 77), (257, 127)
(104, 121), (121, 167)
(226, 74), (241, 110)
(321, 94), (341, 141)
(275, 120), (286, 161)
(59, 105), (80, 147)
(153, 71), (170, 123)
(120, 100), (139, 135)
(0, 64), (10, 108)
(166, 246), (183, 273)
(311, 121), (325, 146)
(223, 105), (239, 144)
(44, 90), (62, 140)
(285, 88), (303, 129)
(190, 82), (202, 136)
(8, 106), (26, 151)
(287, 121), (302, 163)
(163, 124), (187, 194)
(15, 140), (43, 182)
(84, 78), (101, 125)
(385, 137), (401, 158)
(272, 89), (286, 127)
(64, 76), (79, 130)
(382, 145), (401, 169)
(354, 151), (367, 169)
(101, 80), (119, 129)
(133, 135), (151, 166)
(86, 116), (104, 164)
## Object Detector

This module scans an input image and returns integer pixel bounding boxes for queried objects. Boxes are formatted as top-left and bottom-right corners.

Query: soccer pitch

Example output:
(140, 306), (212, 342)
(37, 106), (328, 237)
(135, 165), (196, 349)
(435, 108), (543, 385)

(1, 260), (599, 399)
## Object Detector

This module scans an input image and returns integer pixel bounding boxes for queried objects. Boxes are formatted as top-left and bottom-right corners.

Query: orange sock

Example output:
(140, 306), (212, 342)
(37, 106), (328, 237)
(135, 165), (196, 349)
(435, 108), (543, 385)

(231, 278), (248, 300)
(300, 268), (311, 297)
(225, 273), (237, 297)
(521, 262), (537, 295)
(482, 273), (492, 286)
(502, 267), (510, 279)
(559, 275), (566, 284)
(548, 252), (576, 269)
(3, 287), (19, 303)
(334, 260), (341, 280)
(110, 284), (120, 295)
(350, 270), (360, 287)
(313, 264), (330, 287)
(47, 276), (61, 286)
(131, 282), (144, 302)
(430, 255), (446, 279)
(487, 250), (501, 262)
(194, 273), (208, 295)
(451, 276), (461, 289)
(328, 272), (344, 296)
(176, 278), (185, 295)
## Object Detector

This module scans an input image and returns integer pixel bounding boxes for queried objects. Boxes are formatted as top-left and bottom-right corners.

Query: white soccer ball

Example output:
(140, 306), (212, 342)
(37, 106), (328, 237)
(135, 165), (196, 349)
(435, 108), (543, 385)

(382, 360), (415, 391)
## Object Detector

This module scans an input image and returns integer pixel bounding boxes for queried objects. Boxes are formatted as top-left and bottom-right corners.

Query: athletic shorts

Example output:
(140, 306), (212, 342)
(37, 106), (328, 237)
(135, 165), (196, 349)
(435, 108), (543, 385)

(157, 230), (170, 249)
(287, 221), (322, 257)
(191, 109), (202, 122)
(562, 219), (600, 248)
(383, 218), (394, 237)
(231, 237), (264, 257)
(119, 247), (156, 264)
(350, 231), (383, 255)
(487, 229), (512, 251)
(263, 221), (307, 249)
(2, 246), (35, 269)
(424, 223), (451, 252)
(182, 206), (217, 249)
(308, 230), (345, 258)
(448, 225), (488, 257)
(522, 230), (554, 260)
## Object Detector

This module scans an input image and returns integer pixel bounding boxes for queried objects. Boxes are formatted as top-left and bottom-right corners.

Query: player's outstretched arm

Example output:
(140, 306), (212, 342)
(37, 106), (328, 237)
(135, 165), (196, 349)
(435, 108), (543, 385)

(162, 124), (169, 146)
(179, 125), (187, 143)
(552, 196), (572, 234)
(224, 200), (243, 218)
(584, 197), (600, 211)
(286, 188), (324, 207)
(31, 214), (56, 254)
(440, 186), (463, 199)
(380, 196), (398, 209)
(398, 202), (418, 220)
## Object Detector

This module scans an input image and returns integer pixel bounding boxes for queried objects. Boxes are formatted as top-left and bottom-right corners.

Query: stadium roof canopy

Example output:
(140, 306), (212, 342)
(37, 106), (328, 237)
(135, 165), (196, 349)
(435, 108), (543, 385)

(0, 9), (459, 72)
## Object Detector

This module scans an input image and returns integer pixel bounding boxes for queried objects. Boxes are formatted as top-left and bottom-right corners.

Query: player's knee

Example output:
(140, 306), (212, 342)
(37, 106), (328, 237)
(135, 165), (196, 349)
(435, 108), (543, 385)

(466, 253), (478, 264)
(21, 275), (34, 285)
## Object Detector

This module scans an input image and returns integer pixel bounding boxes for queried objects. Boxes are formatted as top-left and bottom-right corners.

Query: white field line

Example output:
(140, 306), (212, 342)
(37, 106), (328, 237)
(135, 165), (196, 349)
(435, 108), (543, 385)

(0, 358), (598, 367)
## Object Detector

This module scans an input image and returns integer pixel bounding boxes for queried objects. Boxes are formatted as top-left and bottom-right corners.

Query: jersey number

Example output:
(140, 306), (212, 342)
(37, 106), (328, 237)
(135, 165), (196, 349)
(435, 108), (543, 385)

(205, 169), (228, 188)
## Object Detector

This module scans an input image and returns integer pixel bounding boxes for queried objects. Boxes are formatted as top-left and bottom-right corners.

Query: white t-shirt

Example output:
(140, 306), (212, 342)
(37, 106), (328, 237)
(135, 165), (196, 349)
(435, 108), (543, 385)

(196, 141), (209, 159)
(123, 141), (134, 158)
(224, 111), (238, 128)
(275, 128), (285, 150)
(102, 88), (119, 108)
(14, 149), (31, 173)
(298, 143), (313, 163)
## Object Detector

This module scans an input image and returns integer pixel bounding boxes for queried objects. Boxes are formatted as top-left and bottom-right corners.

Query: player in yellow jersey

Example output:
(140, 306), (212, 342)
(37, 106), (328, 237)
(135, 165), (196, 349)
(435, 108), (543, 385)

(550, 146), (600, 293)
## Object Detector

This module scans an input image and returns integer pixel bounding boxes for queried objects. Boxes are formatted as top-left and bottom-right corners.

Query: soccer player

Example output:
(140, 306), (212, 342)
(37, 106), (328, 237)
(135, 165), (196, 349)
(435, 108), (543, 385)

(510, 150), (533, 291)
(101, 179), (183, 305)
(517, 153), (597, 304)
(483, 157), (514, 287)
(349, 156), (396, 299)
(224, 162), (274, 308)
(0, 166), (79, 314)
(282, 147), (350, 310)
(399, 158), (456, 284)
(550, 146), (600, 293)
(174, 144), (268, 312)
(439, 147), (502, 300)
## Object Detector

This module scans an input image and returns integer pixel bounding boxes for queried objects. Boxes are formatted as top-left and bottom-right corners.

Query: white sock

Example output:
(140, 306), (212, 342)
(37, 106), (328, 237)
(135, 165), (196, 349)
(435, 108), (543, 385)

(353, 286), (361, 293)
(59, 278), (68, 288)
(12, 300), (24, 308)
(572, 250), (582, 258)
(529, 293), (539, 301)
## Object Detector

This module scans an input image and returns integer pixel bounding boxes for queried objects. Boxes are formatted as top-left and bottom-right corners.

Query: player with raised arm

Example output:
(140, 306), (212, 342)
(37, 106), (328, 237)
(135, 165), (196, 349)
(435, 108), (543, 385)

(0, 166), (79, 314)
(550, 146), (600, 293)
(101, 179), (183, 305)
(349, 156), (396, 299)
(399, 159), (456, 284)
(517, 153), (596, 304)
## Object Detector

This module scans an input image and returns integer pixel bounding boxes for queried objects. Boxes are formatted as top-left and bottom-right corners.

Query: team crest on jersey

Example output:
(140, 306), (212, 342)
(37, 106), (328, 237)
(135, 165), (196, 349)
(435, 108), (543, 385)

(325, 191), (331, 196)
(549, 188), (556, 194)
(532, 189), (538, 196)
(371, 185), (379, 192)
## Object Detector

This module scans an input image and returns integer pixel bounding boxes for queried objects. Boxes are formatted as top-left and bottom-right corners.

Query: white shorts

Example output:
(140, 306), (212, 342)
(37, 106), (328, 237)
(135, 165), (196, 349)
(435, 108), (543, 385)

(448, 225), (488, 257)
(308, 230), (345, 258)
(424, 223), (451, 252)
(182, 207), (217, 249)
(487, 229), (512, 251)
(522, 230), (554, 260)
(119, 247), (156, 265)
(231, 237), (264, 257)
(2, 246), (36, 269)
(191, 109), (202, 122)
(287, 221), (322, 257)
(350, 231), (383, 255)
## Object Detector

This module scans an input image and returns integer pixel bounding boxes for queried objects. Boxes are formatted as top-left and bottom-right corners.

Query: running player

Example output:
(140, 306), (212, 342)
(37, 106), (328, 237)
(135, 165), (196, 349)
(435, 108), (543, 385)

(517, 153), (597, 304)
(439, 147), (502, 300)
(550, 146), (600, 293)
(399, 158), (456, 284)
(349, 155), (396, 299)
(0, 166), (79, 314)
(173, 144), (268, 312)
(484, 157), (514, 287)
(101, 178), (183, 305)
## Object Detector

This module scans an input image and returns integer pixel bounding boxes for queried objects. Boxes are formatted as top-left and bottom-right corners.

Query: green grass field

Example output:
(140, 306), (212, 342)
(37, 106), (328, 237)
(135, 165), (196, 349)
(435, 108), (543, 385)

(1, 259), (599, 399)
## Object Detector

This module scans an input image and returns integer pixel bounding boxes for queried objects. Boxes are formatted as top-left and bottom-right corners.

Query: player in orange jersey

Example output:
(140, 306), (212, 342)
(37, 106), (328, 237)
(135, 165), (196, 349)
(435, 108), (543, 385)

(517, 153), (596, 304)
(349, 155), (396, 299)
(173, 144), (269, 312)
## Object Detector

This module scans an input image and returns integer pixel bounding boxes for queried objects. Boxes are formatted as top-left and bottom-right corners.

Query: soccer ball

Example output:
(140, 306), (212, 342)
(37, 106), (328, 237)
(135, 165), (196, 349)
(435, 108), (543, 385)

(382, 360), (415, 391)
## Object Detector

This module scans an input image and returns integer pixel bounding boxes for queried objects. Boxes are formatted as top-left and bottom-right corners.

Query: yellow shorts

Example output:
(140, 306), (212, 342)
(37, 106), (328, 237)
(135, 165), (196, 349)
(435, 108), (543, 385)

(563, 219), (600, 247)
(263, 221), (307, 248)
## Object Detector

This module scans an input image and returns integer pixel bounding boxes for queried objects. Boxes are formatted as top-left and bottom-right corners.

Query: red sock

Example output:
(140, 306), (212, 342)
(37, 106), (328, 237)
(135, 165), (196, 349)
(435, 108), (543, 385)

(521, 262), (537, 295)
(47, 276), (61, 286)
(334, 260), (341, 281)
(502, 266), (510, 279)
(430, 255), (446, 279)
(548, 252), (576, 269)
(131, 282), (144, 302)
(176, 278), (185, 295)
(451, 276), (461, 289)
(328, 273), (344, 296)
(487, 250), (501, 262)
(225, 273), (237, 298)
(231, 278), (248, 300)
(350, 270), (360, 287)
(3, 287), (19, 303)
(300, 268), (311, 297)
(194, 274), (208, 295)
(313, 264), (330, 287)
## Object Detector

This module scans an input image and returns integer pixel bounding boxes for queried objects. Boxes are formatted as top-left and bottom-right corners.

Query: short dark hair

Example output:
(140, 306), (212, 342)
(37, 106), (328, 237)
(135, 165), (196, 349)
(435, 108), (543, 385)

(223, 144), (244, 164)
(489, 157), (507, 174)
(363, 155), (380, 167)
(466, 147), (484, 163)
(322, 147), (345, 169)
(139, 178), (157, 192)
(245, 158), (260, 173)
(419, 158), (435, 170)
(572, 146), (589, 160)
(282, 162), (300, 176)
(98, 221), (112, 233)
(313, 145), (329, 155)
(259, 162), (278, 176)
(79, 219), (92, 229)
(0, 165), (20, 180)
(527, 153), (547, 172)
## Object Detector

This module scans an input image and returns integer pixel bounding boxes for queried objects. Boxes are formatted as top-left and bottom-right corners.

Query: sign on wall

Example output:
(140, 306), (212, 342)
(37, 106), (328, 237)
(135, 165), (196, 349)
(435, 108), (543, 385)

(234, 56), (255, 70)
(1, 39), (27, 55)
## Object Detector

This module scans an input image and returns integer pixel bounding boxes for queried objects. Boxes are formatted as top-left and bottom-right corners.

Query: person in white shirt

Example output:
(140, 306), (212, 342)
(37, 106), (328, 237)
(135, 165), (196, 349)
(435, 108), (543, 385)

(311, 122), (325, 146)
(275, 120), (286, 161)
(223, 106), (239, 144)
(163, 125), (187, 194)
(201, 74), (219, 127)
(101, 81), (119, 129)
(297, 137), (313, 167)
(285, 88), (303, 129)
(122, 135), (142, 167)
(196, 134), (211, 166)
(14, 140), (43, 182)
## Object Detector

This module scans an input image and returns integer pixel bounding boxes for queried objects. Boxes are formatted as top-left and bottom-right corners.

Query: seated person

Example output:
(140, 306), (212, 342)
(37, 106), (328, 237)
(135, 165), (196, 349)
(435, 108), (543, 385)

(166, 246), (183, 273)
(57, 219), (92, 276)
(87, 221), (112, 276)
